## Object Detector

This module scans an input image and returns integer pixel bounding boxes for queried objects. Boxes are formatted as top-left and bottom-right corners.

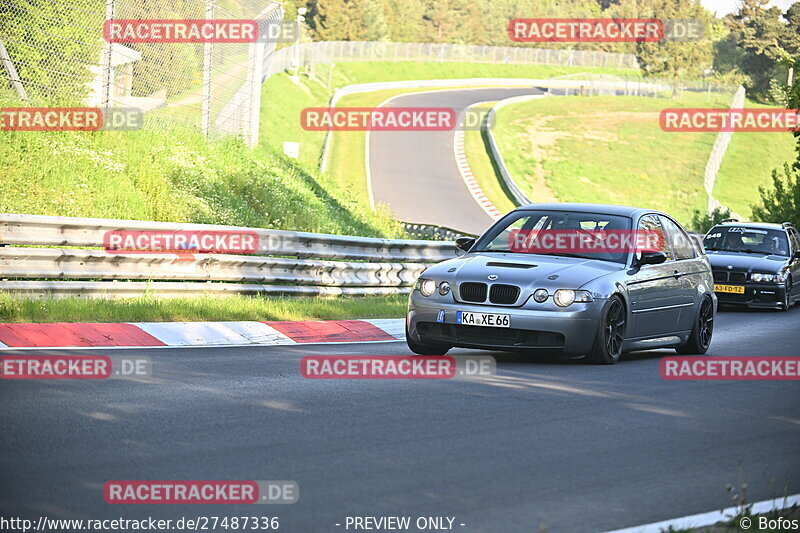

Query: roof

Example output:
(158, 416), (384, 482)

(714, 221), (788, 231)
(515, 202), (660, 218)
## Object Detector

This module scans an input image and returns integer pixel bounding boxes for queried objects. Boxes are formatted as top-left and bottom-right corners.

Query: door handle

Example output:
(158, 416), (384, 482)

(673, 270), (681, 278)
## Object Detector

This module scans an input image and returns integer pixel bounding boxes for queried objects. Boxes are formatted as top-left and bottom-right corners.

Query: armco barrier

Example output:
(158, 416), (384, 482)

(0, 214), (454, 299)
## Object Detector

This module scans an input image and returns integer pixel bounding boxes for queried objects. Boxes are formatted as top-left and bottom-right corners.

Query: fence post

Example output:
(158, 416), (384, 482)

(0, 39), (28, 101)
(101, 0), (115, 109)
(201, 0), (215, 137)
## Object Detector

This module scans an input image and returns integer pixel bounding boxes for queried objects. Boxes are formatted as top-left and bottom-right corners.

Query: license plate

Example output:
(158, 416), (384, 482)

(457, 311), (510, 328)
(714, 284), (745, 294)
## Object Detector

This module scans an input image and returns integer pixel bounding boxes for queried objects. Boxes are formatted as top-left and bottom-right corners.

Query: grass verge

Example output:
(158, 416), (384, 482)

(489, 91), (771, 226)
(463, 101), (519, 214)
(0, 294), (407, 323)
(259, 61), (640, 209)
(713, 100), (796, 219)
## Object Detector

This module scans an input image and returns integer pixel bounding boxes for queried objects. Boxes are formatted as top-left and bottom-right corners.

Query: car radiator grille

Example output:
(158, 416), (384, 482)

(489, 284), (520, 304)
(459, 282), (521, 304)
(416, 323), (565, 349)
(713, 271), (746, 283)
(459, 282), (488, 302)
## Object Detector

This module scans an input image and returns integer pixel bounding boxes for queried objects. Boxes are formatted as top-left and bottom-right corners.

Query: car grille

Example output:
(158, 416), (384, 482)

(489, 284), (520, 304)
(730, 272), (746, 283)
(713, 270), (746, 283)
(416, 322), (564, 349)
(459, 282), (487, 302)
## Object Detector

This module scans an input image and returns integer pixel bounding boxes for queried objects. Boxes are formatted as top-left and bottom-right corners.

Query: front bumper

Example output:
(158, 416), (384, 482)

(407, 294), (607, 355)
(715, 283), (787, 309)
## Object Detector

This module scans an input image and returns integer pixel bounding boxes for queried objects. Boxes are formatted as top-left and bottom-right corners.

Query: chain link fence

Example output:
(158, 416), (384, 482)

(0, 0), (283, 145)
(264, 40), (640, 81)
(705, 85), (746, 216)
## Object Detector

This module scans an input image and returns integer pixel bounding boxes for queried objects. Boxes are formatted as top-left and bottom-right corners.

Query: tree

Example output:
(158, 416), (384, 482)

(690, 207), (733, 233)
(751, 31), (800, 226)
(751, 164), (800, 226)
(382, 0), (425, 42)
(354, 0), (390, 41)
(632, 0), (714, 97)
(720, 0), (791, 100)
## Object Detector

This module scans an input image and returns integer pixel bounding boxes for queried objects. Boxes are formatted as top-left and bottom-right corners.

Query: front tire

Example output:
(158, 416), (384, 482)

(586, 296), (626, 365)
(676, 297), (714, 354)
(779, 278), (791, 311)
(405, 325), (450, 355)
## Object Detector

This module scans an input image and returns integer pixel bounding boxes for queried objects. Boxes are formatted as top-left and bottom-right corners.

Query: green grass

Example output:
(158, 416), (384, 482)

(714, 100), (797, 219)
(490, 91), (754, 226)
(0, 293), (407, 323)
(259, 61), (640, 205)
(0, 113), (400, 237)
(463, 102), (519, 214)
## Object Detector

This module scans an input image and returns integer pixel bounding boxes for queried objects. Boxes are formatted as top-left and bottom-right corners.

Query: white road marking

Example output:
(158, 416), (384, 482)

(603, 493), (800, 533)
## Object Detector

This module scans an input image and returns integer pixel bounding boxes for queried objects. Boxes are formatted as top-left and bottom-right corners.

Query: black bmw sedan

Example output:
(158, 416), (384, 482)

(703, 220), (800, 311)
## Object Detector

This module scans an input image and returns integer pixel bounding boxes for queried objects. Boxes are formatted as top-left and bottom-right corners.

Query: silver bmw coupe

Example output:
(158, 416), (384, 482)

(406, 203), (716, 364)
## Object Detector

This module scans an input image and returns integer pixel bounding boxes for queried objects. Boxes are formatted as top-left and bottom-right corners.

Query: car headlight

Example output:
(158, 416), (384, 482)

(533, 288), (549, 303)
(750, 273), (784, 283)
(553, 289), (594, 307)
(418, 278), (436, 296)
(439, 281), (451, 295)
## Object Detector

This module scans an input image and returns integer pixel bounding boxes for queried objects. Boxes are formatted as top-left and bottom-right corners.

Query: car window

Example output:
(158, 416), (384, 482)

(638, 214), (672, 261)
(475, 210), (632, 264)
(659, 216), (696, 260)
(704, 226), (790, 256)
(790, 230), (800, 255)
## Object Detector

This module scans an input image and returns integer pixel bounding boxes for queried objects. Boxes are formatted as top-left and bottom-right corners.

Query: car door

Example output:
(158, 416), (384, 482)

(626, 214), (682, 338)
(659, 215), (705, 331)
(789, 229), (800, 298)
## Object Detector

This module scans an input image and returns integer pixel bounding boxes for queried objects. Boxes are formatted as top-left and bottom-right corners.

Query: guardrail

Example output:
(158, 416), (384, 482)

(0, 214), (455, 299)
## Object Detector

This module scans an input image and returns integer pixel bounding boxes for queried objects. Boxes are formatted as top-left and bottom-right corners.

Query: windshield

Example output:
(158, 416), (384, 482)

(704, 226), (790, 256)
(473, 210), (633, 264)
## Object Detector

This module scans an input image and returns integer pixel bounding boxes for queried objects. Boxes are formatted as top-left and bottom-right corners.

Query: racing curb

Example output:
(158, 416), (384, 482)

(0, 319), (406, 349)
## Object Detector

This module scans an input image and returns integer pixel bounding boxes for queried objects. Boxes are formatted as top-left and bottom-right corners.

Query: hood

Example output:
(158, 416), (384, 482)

(706, 250), (788, 273)
(423, 252), (622, 291)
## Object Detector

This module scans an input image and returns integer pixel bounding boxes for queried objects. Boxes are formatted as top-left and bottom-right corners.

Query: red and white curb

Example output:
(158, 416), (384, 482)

(603, 493), (800, 533)
(453, 125), (503, 220)
(0, 319), (406, 350)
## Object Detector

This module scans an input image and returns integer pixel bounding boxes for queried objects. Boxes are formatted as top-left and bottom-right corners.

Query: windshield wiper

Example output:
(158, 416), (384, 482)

(740, 249), (767, 254)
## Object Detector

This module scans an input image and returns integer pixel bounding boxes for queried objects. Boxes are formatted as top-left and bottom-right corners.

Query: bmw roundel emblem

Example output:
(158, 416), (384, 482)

(487, 274), (498, 280)
(727, 265), (733, 270)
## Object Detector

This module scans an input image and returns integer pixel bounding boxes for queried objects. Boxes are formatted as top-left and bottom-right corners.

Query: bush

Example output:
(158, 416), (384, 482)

(690, 206), (733, 233)
(751, 163), (800, 226)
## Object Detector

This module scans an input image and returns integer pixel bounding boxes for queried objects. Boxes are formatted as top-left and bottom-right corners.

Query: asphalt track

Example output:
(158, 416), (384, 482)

(368, 87), (545, 236)
(2, 307), (798, 533)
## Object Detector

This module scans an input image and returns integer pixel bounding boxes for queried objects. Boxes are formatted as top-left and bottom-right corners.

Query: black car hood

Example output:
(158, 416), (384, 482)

(706, 250), (788, 273)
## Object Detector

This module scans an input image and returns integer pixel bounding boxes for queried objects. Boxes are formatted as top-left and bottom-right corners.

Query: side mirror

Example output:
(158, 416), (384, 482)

(455, 237), (476, 256)
(637, 251), (667, 266)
